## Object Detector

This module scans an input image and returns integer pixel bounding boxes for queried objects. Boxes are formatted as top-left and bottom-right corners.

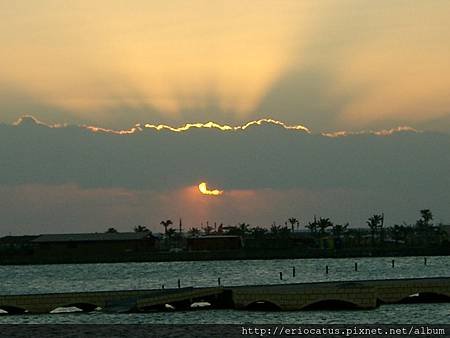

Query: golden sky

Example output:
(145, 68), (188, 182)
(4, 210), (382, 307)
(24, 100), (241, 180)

(1, 0), (450, 131)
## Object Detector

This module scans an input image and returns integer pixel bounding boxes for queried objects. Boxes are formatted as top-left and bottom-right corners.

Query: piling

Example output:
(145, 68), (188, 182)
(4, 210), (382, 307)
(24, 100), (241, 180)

(292, 267), (296, 277)
(279, 272), (283, 280)
(218, 277), (221, 286)
(392, 259), (395, 268)
(424, 257), (427, 266)
(178, 279), (181, 288)
(354, 262), (358, 272)
(326, 265), (329, 274)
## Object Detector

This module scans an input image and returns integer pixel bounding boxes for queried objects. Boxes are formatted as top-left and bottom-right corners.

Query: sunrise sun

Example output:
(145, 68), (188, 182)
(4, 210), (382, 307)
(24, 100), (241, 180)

(198, 182), (223, 196)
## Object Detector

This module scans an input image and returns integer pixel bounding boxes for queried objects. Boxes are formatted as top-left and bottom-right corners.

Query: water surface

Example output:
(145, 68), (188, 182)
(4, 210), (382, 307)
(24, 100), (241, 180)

(1, 256), (449, 323)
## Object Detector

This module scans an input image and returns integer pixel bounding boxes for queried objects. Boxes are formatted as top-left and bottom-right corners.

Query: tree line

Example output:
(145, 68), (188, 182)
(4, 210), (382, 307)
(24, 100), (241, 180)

(105, 209), (448, 249)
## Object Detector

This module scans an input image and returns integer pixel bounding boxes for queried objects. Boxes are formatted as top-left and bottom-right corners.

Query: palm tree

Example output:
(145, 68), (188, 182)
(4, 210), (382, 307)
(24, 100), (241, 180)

(389, 224), (404, 244)
(224, 225), (240, 236)
(332, 223), (349, 238)
(278, 226), (291, 238)
(105, 227), (118, 233)
(160, 219), (173, 235)
(288, 217), (298, 232)
(217, 223), (224, 234)
(414, 209), (434, 245)
(367, 214), (383, 246)
(347, 228), (363, 247)
(134, 225), (149, 233)
(317, 217), (333, 235)
(251, 226), (268, 239)
(305, 223), (317, 233)
(188, 227), (201, 236)
(416, 209), (433, 231)
(236, 223), (251, 237)
(270, 224), (281, 237)
(435, 224), (448, 244)
(420, 209), (433, 227)
(166, 228), (177, 238)
(306, 217), (318, 235)
(202, 224), (213, 235)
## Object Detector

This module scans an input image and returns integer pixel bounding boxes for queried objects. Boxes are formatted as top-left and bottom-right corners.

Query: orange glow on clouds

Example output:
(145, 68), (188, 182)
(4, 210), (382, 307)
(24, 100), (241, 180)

(198, 182), (223, 196)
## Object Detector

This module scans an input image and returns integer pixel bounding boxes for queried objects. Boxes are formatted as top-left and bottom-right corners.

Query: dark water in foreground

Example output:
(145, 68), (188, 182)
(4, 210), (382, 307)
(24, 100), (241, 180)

(1, 256), (449, 323)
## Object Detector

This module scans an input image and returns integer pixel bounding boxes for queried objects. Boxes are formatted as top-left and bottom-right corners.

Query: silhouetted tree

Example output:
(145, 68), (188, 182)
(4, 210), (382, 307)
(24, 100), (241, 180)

(346, 228), (363, 247)
(288, 217), (298, 232)
(223, 224), (250, 237)
(399, 222), (415, 245)
(217, 223), (224, 234)
(238, 223), (251, 237)
(278, 226), (291, 239)
(270, 224), (281, 236)
(389, 224), (404, 244)
(414, 209), (435, 245)
(224, 226), (239, 236)
(420, 209), (433, 226)
(367, 214), (383, 246)
(251, 226), (268, 239)
(202, 225), (214, 235)
(317, 217), (333, 235)
(134, 225), (150, 233)
(435, 223), (448, 244)
(105, 227), (118, 233)
(416, 209), (433, 231)
(188, 227), (201, 236)
(166, 228), (177, 238)
(306, 217), (318, 235)
(160, 219), (173, 235)
(332, 223), (349, 238)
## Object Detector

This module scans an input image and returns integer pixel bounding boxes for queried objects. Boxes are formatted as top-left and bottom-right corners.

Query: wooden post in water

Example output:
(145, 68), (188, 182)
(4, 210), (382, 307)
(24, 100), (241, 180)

(326, 265), (329, 274)
(424, 257), (427, 266)
(354, 262), (358, 272)
(292, 267), (296, 277)
(162, 284), (165, 289)
(178, 279), (181, 288)
(218, 277), (221, 286)
(392, 259), (395, 268)
(279, 272), (283, 280)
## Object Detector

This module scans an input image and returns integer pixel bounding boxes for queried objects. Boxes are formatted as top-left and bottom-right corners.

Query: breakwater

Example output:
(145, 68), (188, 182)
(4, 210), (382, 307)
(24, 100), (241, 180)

(1, 277), (450, 314)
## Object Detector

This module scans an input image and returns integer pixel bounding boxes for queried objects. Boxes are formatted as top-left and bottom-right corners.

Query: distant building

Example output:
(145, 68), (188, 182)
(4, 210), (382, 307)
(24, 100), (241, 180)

(187, 235), (243, 251)
(0, 232), (159, 263)
(0, 235), (38, 252)
(32, 232), (159, 254)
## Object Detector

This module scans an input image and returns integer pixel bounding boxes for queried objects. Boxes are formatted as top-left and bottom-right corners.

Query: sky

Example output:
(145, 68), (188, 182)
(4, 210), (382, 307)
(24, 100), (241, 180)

(0, 1), (449, 234)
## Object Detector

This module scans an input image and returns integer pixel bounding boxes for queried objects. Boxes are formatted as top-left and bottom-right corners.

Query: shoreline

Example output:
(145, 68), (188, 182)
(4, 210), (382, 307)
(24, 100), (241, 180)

(1, 247), (449, 266)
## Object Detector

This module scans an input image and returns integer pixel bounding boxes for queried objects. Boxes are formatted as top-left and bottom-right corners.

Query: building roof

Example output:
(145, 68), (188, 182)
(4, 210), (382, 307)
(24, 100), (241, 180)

(31, 232), (155, 243)
(0, 235), (39, 244)
(188, 235), (242, 239)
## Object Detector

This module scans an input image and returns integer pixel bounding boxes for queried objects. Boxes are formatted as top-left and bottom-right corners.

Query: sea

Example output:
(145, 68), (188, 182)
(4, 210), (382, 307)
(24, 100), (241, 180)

(0, 256), (449, 324)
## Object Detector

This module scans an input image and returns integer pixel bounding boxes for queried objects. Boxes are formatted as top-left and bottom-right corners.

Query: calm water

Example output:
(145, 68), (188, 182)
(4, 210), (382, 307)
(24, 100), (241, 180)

(1, 256), (450, 323)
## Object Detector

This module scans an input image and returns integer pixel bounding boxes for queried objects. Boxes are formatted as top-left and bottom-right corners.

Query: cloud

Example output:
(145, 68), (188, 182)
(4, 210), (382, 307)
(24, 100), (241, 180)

(1, 116), (448, 193)
(0, 117), (449, 234)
